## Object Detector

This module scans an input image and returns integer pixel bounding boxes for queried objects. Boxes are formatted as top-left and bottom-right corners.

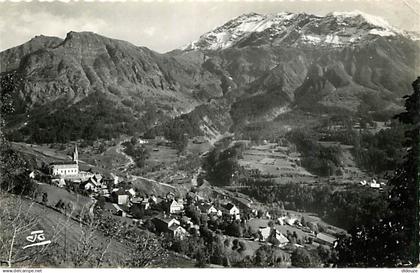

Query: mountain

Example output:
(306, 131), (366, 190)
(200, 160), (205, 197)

(181, 11), (420, 127)
(1, 12), (419, 143)
(1, 31), (224, 112)
(183, 11), (419, 50)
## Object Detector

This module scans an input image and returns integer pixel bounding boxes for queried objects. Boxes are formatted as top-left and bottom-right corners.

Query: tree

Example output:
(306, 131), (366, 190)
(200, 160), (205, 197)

(336, 77), (420, 267)
(42, 193), (48, 205)
(254, 246), (268, 266)
(130, 136), (138, 146)
(0, 145), (35, 196)
(317, 245), (331, 264)
(130, 204), (145, 219)
(226, 221), (243, 237)
(291, 248), (321, 268)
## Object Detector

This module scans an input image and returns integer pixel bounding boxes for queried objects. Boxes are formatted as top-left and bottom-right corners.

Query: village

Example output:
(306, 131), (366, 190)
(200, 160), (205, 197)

(22, 139), (349, 267)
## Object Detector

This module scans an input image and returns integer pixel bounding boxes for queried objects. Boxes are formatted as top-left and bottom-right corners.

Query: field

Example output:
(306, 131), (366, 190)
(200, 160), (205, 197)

(145, 141), (179, 167)
(1, 193), (195, 267)
(0, 193), (131, 267)
(11, 142), (109, 174)
(36, 183), (93, 217)
(238, 142), (315, 184)
(12, 142), (74, 166)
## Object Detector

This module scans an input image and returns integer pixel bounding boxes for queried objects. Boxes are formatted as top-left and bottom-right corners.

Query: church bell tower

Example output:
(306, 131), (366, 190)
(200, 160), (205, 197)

(73, 144), (79, 165)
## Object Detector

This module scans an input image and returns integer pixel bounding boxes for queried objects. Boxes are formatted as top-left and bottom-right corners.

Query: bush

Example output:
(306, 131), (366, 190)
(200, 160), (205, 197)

(291, 248), (321, 268)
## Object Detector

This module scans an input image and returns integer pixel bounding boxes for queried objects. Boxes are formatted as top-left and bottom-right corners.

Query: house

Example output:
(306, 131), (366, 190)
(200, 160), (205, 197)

(118, 195), (130, 206)
(140, 200), (150, 210)
(197, 203), (219, 215)
(138, 138), (148, 144)
(131, 197), (143, 204)
(180, 216), (193, 229)
(128, 188), (137, 197)
(222, 203), (240, 219)
(168, 224), (188, 239)
(315, 233), (337, 247)
(258, 227), (289, 247)
(152, 217), (187, 239)
(81, 174), (106, 192)
(168, 199), (184, 214)
(369, 179), (381, 189)
(100, 188), (110, 198)
(93, 173), (103, 183)
(51, 178), (67, 188)
(149, 195), (158, 204)
(82, 180), (99, 192)
(258, 226), (272, 241)
(276, 232), (289, 246)
(285, 216), (298, 226)
(78, 171), (95, 181)
(152, 217), (180, 233)
(112, 204), (127, 217)
(102, 173), (119, 186)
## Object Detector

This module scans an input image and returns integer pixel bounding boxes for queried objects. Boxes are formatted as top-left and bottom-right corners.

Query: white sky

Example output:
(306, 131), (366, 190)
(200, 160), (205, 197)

(0, 0), (419, 53)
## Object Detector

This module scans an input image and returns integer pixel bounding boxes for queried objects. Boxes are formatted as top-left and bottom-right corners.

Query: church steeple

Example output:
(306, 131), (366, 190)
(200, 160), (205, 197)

(73, 144), (78, 164)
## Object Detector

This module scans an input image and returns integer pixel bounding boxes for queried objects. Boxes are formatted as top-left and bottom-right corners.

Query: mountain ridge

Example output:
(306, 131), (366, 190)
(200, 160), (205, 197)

(182, 11), (420, 51)
(1, 11), (419, 143)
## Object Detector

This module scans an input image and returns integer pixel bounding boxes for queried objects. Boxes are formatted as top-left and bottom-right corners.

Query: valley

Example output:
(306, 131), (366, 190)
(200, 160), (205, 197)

(1, 8), (418, 268)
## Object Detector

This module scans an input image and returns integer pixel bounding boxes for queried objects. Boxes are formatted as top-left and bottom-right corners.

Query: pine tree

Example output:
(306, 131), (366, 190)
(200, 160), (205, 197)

(336, 77), (419, 267)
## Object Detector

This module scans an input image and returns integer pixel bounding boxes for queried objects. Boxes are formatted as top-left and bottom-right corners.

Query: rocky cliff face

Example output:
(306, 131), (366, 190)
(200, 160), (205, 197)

(1, 31), (223, 115)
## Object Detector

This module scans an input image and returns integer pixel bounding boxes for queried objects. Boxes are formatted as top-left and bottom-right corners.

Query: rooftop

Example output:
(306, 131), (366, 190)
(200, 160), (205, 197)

(50, 161), (78, 166)
(316, 232), (337, 244)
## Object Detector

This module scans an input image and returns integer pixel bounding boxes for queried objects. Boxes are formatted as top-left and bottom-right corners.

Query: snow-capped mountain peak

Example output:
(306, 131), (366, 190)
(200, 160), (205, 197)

(183, 12), (298, 50)
(182, 11), (417, 51)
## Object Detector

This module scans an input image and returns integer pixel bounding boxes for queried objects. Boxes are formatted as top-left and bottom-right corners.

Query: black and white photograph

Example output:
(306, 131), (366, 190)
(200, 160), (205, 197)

(0, 0), (419, 269)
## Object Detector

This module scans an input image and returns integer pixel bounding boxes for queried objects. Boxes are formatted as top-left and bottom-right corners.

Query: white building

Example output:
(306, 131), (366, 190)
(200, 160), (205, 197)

(50, 162), (79, 177)
(118, 195), (130, 206)
(222, 203), (240, 219)
(169, 200), (184, 214)
(50, 145), (79, 178)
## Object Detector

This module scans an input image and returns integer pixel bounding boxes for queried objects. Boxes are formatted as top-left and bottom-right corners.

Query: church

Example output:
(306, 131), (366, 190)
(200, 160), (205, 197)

(50, 145), (79, 177)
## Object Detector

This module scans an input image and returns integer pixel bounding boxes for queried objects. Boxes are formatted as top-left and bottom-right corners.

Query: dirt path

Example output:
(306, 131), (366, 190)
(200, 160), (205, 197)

(115, 139), (134, 172)
(129, 174), (176, 190)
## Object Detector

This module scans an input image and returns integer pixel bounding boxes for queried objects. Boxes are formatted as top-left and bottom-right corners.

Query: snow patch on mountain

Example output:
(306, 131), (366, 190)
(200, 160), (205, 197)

(183, 12), (297, 50)
(331, 11), (395, 30)
(369, 29), (396, 37)
(183, 11), (418, 51)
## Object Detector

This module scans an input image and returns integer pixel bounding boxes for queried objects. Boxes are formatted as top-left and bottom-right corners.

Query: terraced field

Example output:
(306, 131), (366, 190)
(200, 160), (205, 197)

(238, 142), (315, 184)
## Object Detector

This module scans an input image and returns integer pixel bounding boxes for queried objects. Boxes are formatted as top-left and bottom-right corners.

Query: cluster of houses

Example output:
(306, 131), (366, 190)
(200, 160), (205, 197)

(109, 189), (244, 240)
(46, 144), (338, 249)
(255, 214), (338, 248)
(359, 178), (384, 189)
(49, 145), (118, 190)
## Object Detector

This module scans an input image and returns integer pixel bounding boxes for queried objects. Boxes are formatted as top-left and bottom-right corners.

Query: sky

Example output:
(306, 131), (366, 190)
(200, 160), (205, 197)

(0, 0), (419, 53)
